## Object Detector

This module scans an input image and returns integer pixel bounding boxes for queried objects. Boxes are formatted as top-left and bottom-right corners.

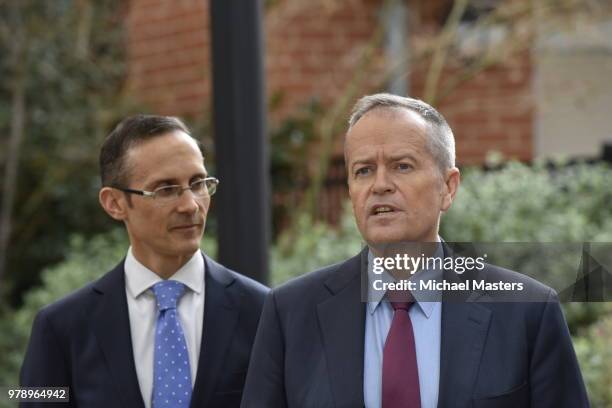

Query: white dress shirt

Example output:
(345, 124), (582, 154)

(125, 247), (205, 408)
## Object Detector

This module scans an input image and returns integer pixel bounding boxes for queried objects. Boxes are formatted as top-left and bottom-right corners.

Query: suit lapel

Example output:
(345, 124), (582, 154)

(317, 250), (367, 407)
(437, 266), (492, 408)
(189, 254), (239, 408)
(92, 262), (146, 408)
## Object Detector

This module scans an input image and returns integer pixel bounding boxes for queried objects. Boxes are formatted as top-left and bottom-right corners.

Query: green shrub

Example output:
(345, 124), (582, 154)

(574, 316), (612, 407)
(271, 203), (363, 285)
(441, 161), (612, 242)
(439, 161), (612, 333)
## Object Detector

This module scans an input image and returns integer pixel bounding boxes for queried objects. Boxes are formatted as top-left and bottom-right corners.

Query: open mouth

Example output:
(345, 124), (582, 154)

(371, 206), (397, 216)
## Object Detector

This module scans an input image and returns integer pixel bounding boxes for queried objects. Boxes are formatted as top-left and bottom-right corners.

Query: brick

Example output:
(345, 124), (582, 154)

(128, 17), (208, 42)
(128, 1), (207, 26)
(129, 38), (208, 59)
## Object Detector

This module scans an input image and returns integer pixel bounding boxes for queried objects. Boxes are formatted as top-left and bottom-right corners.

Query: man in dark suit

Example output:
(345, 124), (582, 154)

(241, 94), (589, 407)
(20, 115), (268, 408)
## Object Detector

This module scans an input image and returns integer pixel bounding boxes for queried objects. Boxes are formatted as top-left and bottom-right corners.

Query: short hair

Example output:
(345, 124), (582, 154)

(99, 114), (200, 187)
(347, 93), (455, 171)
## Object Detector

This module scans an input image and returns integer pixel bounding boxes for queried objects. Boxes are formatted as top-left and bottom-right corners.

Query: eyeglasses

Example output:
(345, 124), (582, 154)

(114, 177), (219, 205)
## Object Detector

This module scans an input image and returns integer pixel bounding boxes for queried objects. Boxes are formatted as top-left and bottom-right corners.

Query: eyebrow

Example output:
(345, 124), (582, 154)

(350, 152), (419, 168)
(146, 173), (208, 189)
(350, 159), (373, 168)
(388, 153), (419, 163)
(143, 179), (176, 191)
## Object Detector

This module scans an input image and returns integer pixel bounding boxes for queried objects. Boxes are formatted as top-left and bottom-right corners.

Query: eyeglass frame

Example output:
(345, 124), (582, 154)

(112, 177), (219, 203)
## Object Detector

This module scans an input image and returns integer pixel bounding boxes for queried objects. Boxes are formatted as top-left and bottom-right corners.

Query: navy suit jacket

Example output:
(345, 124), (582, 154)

(20, 252), (269, 408)
(241, 248), (589, 408)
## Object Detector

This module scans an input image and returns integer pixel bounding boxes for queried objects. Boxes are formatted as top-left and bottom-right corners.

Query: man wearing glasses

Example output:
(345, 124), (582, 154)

(20, 115), (268, 408)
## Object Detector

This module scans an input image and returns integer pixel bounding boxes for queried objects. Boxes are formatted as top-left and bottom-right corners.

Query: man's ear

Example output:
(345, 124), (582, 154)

(440, 167), (460, 212)
(99, 187), (128, 221)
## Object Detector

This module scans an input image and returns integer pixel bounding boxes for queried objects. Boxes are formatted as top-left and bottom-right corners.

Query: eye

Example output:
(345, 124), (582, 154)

(354, 166), (372, 177)
(190, 179), (207, 193)
(396, 162), (413, 172)
(154, 185), (180, 198)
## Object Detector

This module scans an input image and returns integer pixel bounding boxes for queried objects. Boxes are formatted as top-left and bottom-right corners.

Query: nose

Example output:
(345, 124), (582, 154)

(176, 188), (206, 214)
(372, 167), (395, 195)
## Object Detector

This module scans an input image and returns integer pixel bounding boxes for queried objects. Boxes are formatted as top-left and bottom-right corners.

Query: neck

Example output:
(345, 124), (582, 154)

(370, 236), (440, 258)
(131, 248), (197, 279)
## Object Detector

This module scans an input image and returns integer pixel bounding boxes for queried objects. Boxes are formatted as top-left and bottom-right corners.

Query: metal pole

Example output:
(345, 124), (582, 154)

(209, 0), (269, 284)
(382, 0), (409, 95)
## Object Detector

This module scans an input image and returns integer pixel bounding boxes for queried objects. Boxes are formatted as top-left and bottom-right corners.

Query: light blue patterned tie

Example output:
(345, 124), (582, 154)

(151, 280), (192, 408)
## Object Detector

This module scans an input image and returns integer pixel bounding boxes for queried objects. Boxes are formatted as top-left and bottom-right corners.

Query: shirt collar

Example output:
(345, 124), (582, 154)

(125, 247), (205, 299)
(366, 238), (443, 318)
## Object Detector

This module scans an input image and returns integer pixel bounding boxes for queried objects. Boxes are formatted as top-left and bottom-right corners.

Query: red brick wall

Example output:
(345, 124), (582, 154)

(126, 0), (385, 119)
(126, 0), (211, 118)
(411, 53), (534, 166)
(266, 0), (385, 122)
(125, 0), (533, 164)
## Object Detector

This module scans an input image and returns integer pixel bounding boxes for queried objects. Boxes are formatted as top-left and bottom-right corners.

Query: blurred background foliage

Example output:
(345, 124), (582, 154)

(1, 161), (611, 406)
(0, 0), (133, 306)
(269, 99), (323, 234)
(574, 315), (612, 407)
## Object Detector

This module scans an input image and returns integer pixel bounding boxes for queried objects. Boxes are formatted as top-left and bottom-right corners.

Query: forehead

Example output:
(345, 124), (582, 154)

(125, 130), (205, 184)
(345, 108), (429, 161)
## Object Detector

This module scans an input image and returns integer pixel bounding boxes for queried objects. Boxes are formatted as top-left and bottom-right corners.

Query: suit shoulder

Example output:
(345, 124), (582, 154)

(274, 259), (346, 296)
(203, 254), (268, 295)
(208, 264), (269, 323)
(33, 263), (123, 328)
(271, 253), (363, 312)
(29, 280), (100, 343)
(482, 263), (553, 291)
(479, 263), (555, 300)
(35, 281), (96, 321)
(226, 267), (270, 298)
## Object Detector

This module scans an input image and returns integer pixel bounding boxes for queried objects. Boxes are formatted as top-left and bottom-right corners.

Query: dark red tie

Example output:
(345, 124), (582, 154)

(382, 301), (421, 408)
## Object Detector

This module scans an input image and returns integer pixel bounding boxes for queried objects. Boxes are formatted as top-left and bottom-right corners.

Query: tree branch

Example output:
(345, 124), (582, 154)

(422, 0), (469, 105)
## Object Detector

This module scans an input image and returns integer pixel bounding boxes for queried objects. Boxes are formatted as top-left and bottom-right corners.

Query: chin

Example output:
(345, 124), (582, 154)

(365, 228), (411, 245)
(369, 234), (439, 249)
(175, 240), (201, 255)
